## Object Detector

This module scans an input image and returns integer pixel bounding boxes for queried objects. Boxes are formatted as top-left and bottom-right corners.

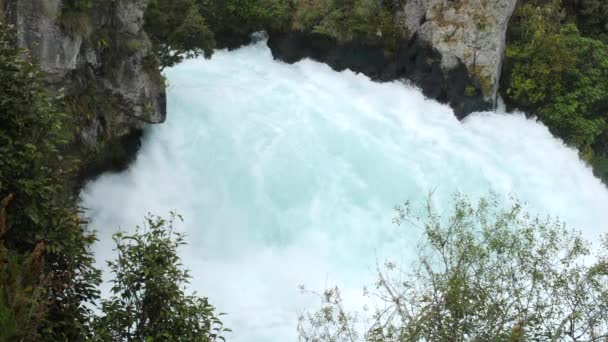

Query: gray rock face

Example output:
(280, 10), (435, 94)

(2, 0), (165, 146)
(268, 0), (518, 118)
(5, 0), (81, 82)
(95, 0), (165, 124)
(1, 0), (515, 139)
(399, 0), (517, 102)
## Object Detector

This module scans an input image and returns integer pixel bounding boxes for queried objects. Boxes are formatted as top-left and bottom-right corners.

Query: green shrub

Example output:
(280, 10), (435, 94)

(299, 194), (608, 341)
(503, 0), (608, 177)
(201, 0), (295, 34)
(506, 24), (608, 154)
(0, 21), (101, 340)
(592, 153), (608, 185)
(0, 195), (49, 342)
(146, 0), (215, 69)
(571, 0), (608, 43)
(293, 0), (406, 52)
(507, 25), (608, 153)
(95, 214), (229, 341)
(59, 0), (95, 36)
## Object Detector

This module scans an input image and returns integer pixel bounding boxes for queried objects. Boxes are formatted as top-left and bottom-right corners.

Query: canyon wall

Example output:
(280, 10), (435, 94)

(1, 0), (517, 166)
(400, 0), (517, 103)
(1, 0), (165, 179)
(268, 0), (517, 118)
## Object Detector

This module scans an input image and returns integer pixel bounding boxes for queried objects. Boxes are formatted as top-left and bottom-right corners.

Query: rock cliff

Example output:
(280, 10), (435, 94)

(267, 0), (517, 118)
(1, 0), (517, 151)
(1, 0), (165, 179)
(400, 0), (517, 103)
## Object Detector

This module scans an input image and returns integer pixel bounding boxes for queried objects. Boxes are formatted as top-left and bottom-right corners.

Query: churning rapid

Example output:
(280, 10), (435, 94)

(81, 40), (608, 341)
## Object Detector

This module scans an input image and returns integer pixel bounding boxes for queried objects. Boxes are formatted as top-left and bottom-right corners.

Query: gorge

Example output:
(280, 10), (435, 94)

(81, 40), (608, 341)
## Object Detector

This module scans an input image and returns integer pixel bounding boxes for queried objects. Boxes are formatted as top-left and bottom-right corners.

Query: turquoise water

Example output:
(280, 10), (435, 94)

(81, 41), (608, 341)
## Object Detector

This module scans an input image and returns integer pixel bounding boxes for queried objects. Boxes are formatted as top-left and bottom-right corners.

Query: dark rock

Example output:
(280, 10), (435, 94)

(75, 129), (144, 189)
(266, 31), (492, 119)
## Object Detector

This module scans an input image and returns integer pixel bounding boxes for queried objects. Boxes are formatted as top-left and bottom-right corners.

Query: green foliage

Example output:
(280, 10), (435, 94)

(291, 0), (332, 32)
(299, 194), (608, 341)
(59, 0), (95, 36)
(503, 0), (608, 183)
(293, 0), (406, 53)
(464, 85), (477, 97)
(145, 0), (215, 69)
(200, 0), (295, 35)
(95, 214), (229, 341)
(143, 0), (405, 66)
(0, 195), (48, 342)
(1, 22), (75, 248)
(0, 21), (101, 339)
(0, 247), (48, 342)
(506, 24), (608, 153)
(506, 0), (565, 43)
(571, 0), (608, 43)
(62, 85), (144, 188)
(63, 86), (126, 138)
(592, 153), (608, 184)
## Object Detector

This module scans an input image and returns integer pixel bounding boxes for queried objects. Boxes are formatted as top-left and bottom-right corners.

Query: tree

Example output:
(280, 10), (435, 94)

(95, 214), (228, 341)
(0, 194), (48, 341)
(298, 194), (608, 341)
(571, 0), (608, 43)
(505, 24), (608, 156)
(145, 0), (215, 69)
(0, 21), (101, 340)
(290, 0), (405, 53)
(199, 0), (294, 37)
(503, 0), (608, 184)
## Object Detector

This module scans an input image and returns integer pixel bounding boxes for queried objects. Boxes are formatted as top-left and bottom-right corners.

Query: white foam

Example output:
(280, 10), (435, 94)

(81, 41), (608, 341)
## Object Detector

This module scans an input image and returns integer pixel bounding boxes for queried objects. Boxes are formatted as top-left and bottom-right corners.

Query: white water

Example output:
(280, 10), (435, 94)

(81, 41), (608, 341)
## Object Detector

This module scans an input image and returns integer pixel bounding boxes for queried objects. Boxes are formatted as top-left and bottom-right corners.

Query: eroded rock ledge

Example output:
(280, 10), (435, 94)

(227, 0), (518, 119)
(267, 31), (490, 119)
(1, 0), (165, 181)
(1, 0), (517, 179)
(400, 0), (517, 104)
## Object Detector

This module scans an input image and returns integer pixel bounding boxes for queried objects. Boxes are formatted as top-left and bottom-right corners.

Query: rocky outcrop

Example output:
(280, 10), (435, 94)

(6, 0), (82, 82)
(1, 0), (516, 147)
(268, 31), (488, 118)
(267, 0), (517, 118)
(399, 0), (517, 103)
(2, 0), (165, 181)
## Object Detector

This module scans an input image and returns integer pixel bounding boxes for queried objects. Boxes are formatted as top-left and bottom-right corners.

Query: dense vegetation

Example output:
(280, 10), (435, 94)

(0, 21), (224, 341)
(144, 0), (407, 69)
(503, 0), (608, 184)
(0, 21), (100, 340)
(290, 0), (406, 54)
(145, 0), (215, 69)
(299, 195), (608, 341)
(94, 214), (227, 341)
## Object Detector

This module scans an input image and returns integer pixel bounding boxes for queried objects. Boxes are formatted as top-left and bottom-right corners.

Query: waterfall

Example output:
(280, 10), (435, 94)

(81, 40), (608, 341)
